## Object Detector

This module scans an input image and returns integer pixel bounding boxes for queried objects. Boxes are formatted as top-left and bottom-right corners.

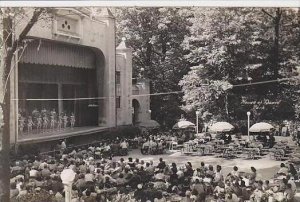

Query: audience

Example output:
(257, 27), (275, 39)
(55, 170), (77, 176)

(8, 131), (300, 202)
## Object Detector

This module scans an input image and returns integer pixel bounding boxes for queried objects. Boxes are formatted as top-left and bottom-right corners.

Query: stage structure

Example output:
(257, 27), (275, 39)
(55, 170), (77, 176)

(8, 8), (154, 145)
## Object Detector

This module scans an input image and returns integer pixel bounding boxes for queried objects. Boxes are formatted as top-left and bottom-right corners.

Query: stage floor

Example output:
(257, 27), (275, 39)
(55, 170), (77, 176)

(17, 126), (110, 144)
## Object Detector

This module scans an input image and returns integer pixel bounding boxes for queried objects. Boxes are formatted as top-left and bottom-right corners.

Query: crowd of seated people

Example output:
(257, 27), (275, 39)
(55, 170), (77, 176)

(18, 108), (76, 133)
(256, 133), (276, 148)
(9, 137), (299, 202)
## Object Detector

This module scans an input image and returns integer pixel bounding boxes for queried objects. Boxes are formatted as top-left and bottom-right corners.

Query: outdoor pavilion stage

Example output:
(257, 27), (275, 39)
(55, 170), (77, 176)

(17, 126), (110, 144)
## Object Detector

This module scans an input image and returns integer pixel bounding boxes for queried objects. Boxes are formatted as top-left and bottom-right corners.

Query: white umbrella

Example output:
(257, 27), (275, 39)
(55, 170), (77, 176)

(209, 122), (234, 132)
(249, 122), (274, 133)
(172, 120), (195, 129)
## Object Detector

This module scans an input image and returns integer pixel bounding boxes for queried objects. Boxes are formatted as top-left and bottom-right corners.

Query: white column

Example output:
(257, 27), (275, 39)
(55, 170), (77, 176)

(196, 111), (200, 134)
(63, 183), (72, 202)
(247, 111), (251, 141)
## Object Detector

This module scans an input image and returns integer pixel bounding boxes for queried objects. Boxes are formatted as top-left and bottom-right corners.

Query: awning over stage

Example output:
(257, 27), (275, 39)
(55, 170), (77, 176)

(20, 40), (96, 69)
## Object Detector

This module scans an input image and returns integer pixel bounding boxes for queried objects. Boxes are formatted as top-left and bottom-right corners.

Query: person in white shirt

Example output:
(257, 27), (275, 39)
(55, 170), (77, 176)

(120, 140), (128, 149)
(61, 140), (67, 150)
(29, 168), (38, 178)
(214, 165), (224, 184)
(277, 163), (289, 176)
(85, 169), (94, 182)
(286, 175), (297, 194)
(231, 166), (240, 178)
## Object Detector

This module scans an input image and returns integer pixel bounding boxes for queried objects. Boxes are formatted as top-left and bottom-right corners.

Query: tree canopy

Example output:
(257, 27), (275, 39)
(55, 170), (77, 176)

(180, 8), (300, 122)
(115, 7), (192, 128)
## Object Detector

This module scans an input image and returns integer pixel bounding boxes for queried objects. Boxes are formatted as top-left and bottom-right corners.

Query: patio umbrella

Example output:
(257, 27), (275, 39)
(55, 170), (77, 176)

(172, 120), (195, 129)
(209, 122), (234, 132)
(138, 120), (160, 129)
(249, 122), (274, 133)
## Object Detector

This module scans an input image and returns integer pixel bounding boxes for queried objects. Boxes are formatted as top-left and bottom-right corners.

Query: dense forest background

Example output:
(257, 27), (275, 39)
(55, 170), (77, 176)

(115, 8), (300, 129)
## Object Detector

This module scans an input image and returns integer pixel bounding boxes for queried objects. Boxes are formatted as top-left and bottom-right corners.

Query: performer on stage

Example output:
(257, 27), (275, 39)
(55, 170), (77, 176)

(50, 114), (55, 130)
(70, 113), (75, 128)
(27, 116), (34, 133)
(63, 114), (68, 128)
(51, 109), (57, 117)
(19, 115), (25, 133)
(57, 114), (63, 130)
(41, 108), (47, 116)
(32, 108), (39, 118)
(36, 115), (42, 131)
(42, 115), (49, 131)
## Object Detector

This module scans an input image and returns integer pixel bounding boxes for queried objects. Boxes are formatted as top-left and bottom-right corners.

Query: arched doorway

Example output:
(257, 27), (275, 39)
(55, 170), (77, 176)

(132, 99), (140, 125)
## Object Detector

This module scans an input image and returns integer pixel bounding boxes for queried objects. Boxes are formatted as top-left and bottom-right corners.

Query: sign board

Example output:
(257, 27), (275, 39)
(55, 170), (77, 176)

(241, 96), (280, 105)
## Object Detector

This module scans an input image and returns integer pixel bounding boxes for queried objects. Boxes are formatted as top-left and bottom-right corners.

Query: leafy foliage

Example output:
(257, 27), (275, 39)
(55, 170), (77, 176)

(180, 8), (300, 122)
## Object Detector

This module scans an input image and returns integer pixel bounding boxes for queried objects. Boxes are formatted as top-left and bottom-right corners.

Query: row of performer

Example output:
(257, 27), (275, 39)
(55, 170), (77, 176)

(18, 110), (75, 133)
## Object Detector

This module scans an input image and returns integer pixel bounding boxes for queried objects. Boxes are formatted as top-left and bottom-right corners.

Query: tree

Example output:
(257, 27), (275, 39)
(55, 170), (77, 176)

(0, 8), (47, 201)
(180, 8), (300, 122)
(115, 8), (192, 128)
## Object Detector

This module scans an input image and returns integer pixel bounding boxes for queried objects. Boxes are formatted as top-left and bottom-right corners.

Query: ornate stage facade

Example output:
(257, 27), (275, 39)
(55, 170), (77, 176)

(9, 8), (153, 147)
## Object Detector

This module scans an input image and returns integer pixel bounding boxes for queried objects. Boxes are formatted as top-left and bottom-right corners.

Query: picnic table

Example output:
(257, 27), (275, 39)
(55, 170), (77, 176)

(220, 146), (237, 159)
(243, 147), (260, 159)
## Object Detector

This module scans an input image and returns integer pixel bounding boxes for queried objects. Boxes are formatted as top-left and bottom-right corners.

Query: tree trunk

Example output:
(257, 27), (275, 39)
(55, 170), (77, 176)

(0, 8), (45, 201)
(225, 93), (229, 116)
(0, 14), (13, 202)
(273, 8), (281, 79)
